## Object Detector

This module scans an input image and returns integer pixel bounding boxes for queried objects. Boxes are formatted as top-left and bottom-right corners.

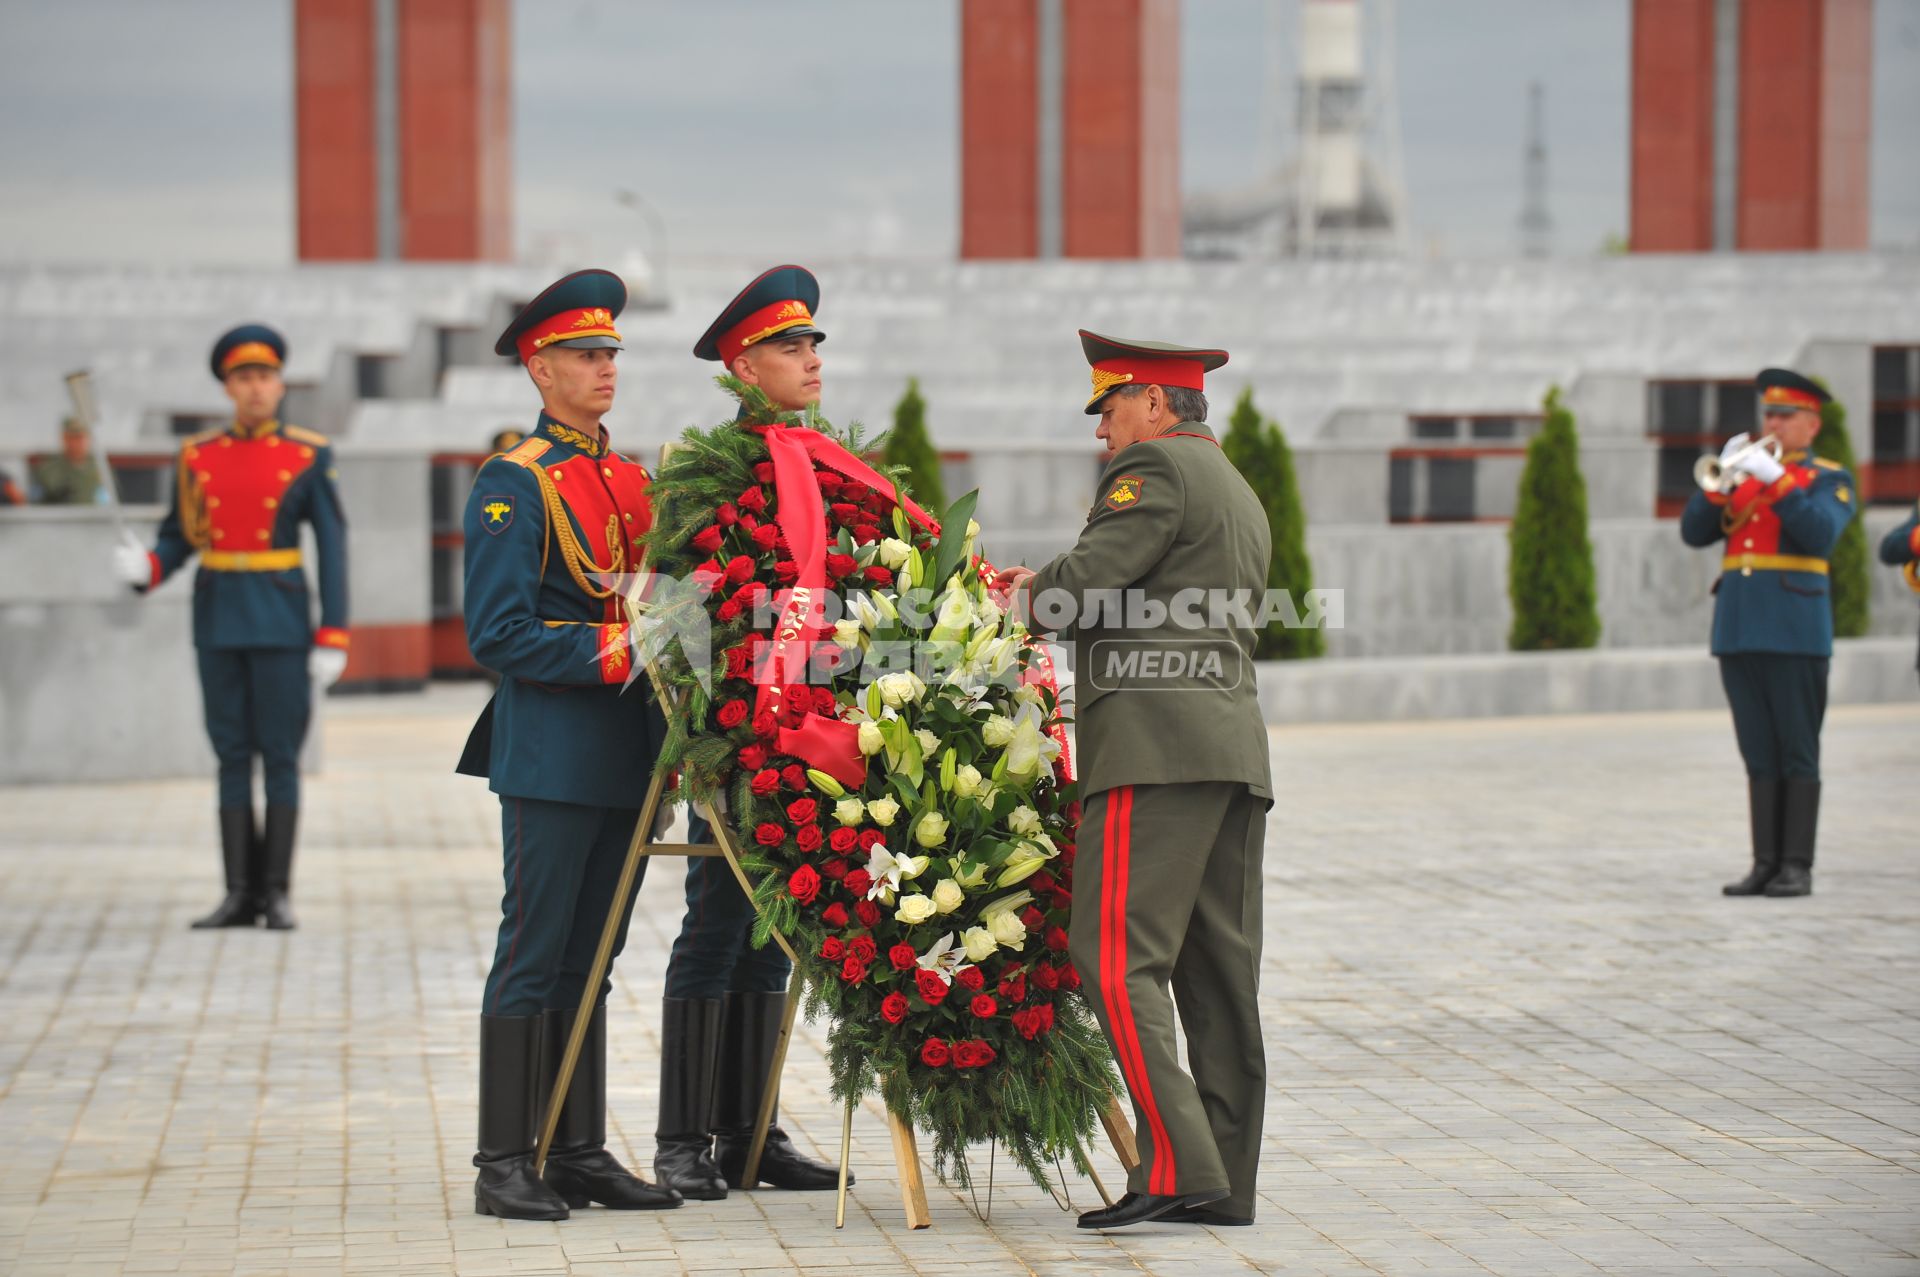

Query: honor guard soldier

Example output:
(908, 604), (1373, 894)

(651, 266), (841, 1200)
(457, 270), (679, 1220)
(1001, 333), (1274, 1230)
(111, 325), (350, 931)
(1681, 368), (1859, 898)
(1879, 500), (1920, 683)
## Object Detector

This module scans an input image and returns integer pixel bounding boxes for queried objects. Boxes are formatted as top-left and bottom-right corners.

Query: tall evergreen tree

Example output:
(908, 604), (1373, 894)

(882, 379), (947, 512)
(1508, 387), (1601, 650)
(1222, 388), (1324, 659)
(1813, 389), (1870, 637)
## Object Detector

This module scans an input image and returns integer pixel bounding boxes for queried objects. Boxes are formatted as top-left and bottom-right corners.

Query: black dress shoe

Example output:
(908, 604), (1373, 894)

(474, 1154), (569, 1220)
(1078, 1187), (1229, 1230)
(1166, 1203), (1253, 1226)
(544, 1148), (681, 1210)
(1722, 866), (1775, 896)
(1764, 865), (1812, 897)
(715, 1126), (848, 1191)
(655, 1136), (729, 1200)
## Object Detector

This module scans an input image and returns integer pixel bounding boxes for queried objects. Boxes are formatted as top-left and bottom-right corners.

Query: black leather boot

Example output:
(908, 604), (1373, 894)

(474, 1014), (570, 1220)
(712, 990), (844, 1191)
(541, 1006), (680, 1211)
(1765, 778), (1820, 897)
(260, 804), (298, 931)
(191, 808), (261, 928)
(653, 997), (727, 1200)
(1723, 779), (1783, 896)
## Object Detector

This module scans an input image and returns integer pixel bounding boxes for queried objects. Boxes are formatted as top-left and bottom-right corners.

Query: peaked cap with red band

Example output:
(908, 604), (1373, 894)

(1754, 366), (1831, 414)
(494, 268), (627, 364)
(209, 323), (286, 381)
(694, 264), (826, 365)
(1079, 329), (1229, 414)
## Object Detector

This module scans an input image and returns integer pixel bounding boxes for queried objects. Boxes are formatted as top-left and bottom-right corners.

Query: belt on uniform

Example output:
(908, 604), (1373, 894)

(1722, 553), (1827, 576)
(201, 548), (302, 571)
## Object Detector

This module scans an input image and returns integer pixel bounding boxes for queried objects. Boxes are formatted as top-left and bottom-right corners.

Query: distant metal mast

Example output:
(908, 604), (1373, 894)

(1519, 81), (1552, 258)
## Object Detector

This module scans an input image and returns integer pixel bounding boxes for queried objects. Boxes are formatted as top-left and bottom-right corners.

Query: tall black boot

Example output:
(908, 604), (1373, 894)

(474, 1014), (570, 1220)
(712, 991), (844, 1191)
(191, 808), (261, 928)
(1722, 779), (1783, 896)
(1765, 778), (1820, 897)
(540, 1006), (680, 1211)
(260, 804), (298, 931)
(653, 997), (727, 1200)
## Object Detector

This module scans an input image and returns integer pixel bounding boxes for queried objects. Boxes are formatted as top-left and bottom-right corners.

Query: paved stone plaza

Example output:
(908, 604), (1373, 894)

(1, 686), (1915, 1276)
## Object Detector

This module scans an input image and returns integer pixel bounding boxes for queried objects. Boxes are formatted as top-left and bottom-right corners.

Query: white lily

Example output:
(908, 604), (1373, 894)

(915, 931), (972, 983)
(877, 537), (913, 569)
(865, 843), (907, 902)
(1004, 703), (1062, 782)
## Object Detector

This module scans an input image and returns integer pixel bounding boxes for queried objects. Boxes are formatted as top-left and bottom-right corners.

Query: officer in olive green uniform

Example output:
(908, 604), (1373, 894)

(1007, 332), (1273, 1231)
(1879, 500), (1920, 681)
(1680, 368), (1858, 898)
(33, 418), (103, 504)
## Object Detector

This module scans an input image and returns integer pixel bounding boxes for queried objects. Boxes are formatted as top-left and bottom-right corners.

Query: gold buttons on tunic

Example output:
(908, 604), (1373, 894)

(277, 470), (291, 481)
(603, 466), (613, 477)
(1741, 567), (1753, 577)
(264, 497), (278, 509)
(256, 530), (270, 541)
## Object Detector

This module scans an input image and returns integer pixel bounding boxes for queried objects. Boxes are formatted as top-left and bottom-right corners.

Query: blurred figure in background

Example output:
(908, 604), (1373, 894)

(32, 417), (103, 504)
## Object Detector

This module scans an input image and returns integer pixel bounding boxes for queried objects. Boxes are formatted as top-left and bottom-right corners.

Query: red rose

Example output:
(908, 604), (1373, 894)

(1020, 905), (1046, 932)
(732, 581), (769, 611)
(828, 827), (858, 854)
(737, 485), (768, 513)
(1052, 890), (1074, 913)
(970, 994), (998, 1019)
(829, 502), (861, 526)
(954, 1040), (997, 1069)
(774, 560), (800, 584)
(843, 869), (873, 897)
(1029, 870), (1057, 894)
(717, 700), (749, 729)
(725, 555), (756, 584)
(693, 559), (724, 591)
(840, 957), (868, 984)
(754, 822), (786, 847)
(825, 552), (856, 579)
(716, 502), (739, 526)
(1045, 925), (1070, 952)
(752, 711), (778, 739)
(738, 513), (760, 534)
(840, 482), (873, 504)
(723, 646), (750, 680)
(692, 525), (724, 553)
(819, 858), (849, 882)
(788, 864), (820, 903)
(881, 992), (909, 1024)
(1037, 1004), (1054, 1033)
(1013, 1005), (1054, 1040)
(854, 899), (881, 929)
(889, 943), (917, 972)
(915, 969), (950, 1005)
(715, 599), (743, 623)
(856, 829), (884, 853)
(920, 1038), (950, 1068)
(815, 474), (842, 498)
(810, 687), (838, 716)
(786, 798), (818, 825)
(820, 937), (846, 961)
(998, 973), (1027, 1004)
(955, 966), (985, 992)
(821, 902), (849, 927)
(853, 524), (882, 546)
(863, 565), (893, 586)
(1058, 963), (1081, 989)
(782, 764), (808, 791)
(1032, 964), (1060, 992)
(753, 462), (776, 484)
(795, 824), (824, 854)
(750, 768), (781, 797)
(737, 743), (768, 770)
(779, 699), (807, 728)
(848, 935), (878, 966)
(751, 523), (780, 551)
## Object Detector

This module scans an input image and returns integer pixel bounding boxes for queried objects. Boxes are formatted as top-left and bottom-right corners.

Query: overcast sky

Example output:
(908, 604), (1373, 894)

(0, 0), (1914, 266)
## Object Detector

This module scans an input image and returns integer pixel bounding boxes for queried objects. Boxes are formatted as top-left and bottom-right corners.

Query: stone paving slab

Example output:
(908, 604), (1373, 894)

(0, 686), (1916, 1275)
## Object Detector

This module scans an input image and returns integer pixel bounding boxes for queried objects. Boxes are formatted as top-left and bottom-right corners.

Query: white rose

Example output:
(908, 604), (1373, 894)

(895, 894), (937, 925)
(866, 795), (900, 827)
(953, 860), (988, 888)
(987, 909), (1027, 951)
(931, 878), (966, 914)
(913, 811), (950, 848)
(833, 797), (865, 827)
(877, 537), (913, 569)
(878, 671), (926, 709)
(857, 721), (884, 756)
(914, 727), (940, 757)
(1008, 805), (1042, 837)
(832, 619), (863, 650)
(1013, 683), (1045, 707)
(961, 926), (998, 963)
(982, 714), (1016, 747)
(952, 765), (983, 798)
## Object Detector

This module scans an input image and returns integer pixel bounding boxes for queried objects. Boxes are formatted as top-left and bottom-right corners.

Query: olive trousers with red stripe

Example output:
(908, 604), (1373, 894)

(1070, 781), (1268, 1219)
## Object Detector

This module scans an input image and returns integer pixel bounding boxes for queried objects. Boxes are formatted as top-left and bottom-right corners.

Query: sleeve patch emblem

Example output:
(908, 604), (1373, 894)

(1836, 485), (1851, 504)
(482, 495), (515, 533)
(1103, 474), (1145, 512)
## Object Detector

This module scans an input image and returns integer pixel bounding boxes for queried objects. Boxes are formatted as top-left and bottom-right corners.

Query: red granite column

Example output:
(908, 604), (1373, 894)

(960, 0), (1041, 259)
(1060, 0), (1180, 258)
(294, 0), (378, 261)
(398, 0), (512, 261)
(1629, 0), (1717, 252)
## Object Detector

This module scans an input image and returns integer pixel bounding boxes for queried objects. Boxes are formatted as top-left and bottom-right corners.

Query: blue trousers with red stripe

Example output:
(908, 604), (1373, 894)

(483, 796), (649, 1017)
(1069, 781), (1268, 1219)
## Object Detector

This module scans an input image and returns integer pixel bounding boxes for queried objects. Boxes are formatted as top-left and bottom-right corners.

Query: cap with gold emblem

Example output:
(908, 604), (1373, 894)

(494, 269), (627, 363)
(694, 265), (826, 364)
(1079, 329), (1229, 414)
(1755, 367), (1831, 415)
(209, 324), (287, 381)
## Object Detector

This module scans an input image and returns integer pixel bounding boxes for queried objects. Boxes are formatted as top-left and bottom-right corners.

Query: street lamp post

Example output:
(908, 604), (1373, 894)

(613, 188), (670, 302)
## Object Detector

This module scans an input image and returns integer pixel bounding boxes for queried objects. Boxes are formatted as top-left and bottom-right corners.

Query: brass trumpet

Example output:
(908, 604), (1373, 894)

(1694, 434), (1782, 494)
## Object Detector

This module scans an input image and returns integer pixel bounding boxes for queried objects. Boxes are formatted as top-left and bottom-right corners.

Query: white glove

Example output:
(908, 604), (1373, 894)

(112, 541), (153, 588)
(309, 646), (349, 689)
(1743, 448), (1786, 484)
(1718, 433), (1751, 463)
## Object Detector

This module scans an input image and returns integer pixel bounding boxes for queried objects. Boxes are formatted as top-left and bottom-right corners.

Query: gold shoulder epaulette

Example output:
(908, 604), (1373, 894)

(181, 425), (224, 452)
(283, 424), (329, 447)
(502, 438), (554, 468)
(1813, 457), (1842, 471)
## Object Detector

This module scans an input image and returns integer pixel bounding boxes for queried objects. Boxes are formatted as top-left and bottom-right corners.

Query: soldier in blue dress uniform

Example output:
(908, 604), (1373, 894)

(1879, 500), (1920, 681)
(650, 266), (841, 1199)
(1680, 368), (1859, 898)
(112, 324), (350, 931)
(456, 270), (680, 1220)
